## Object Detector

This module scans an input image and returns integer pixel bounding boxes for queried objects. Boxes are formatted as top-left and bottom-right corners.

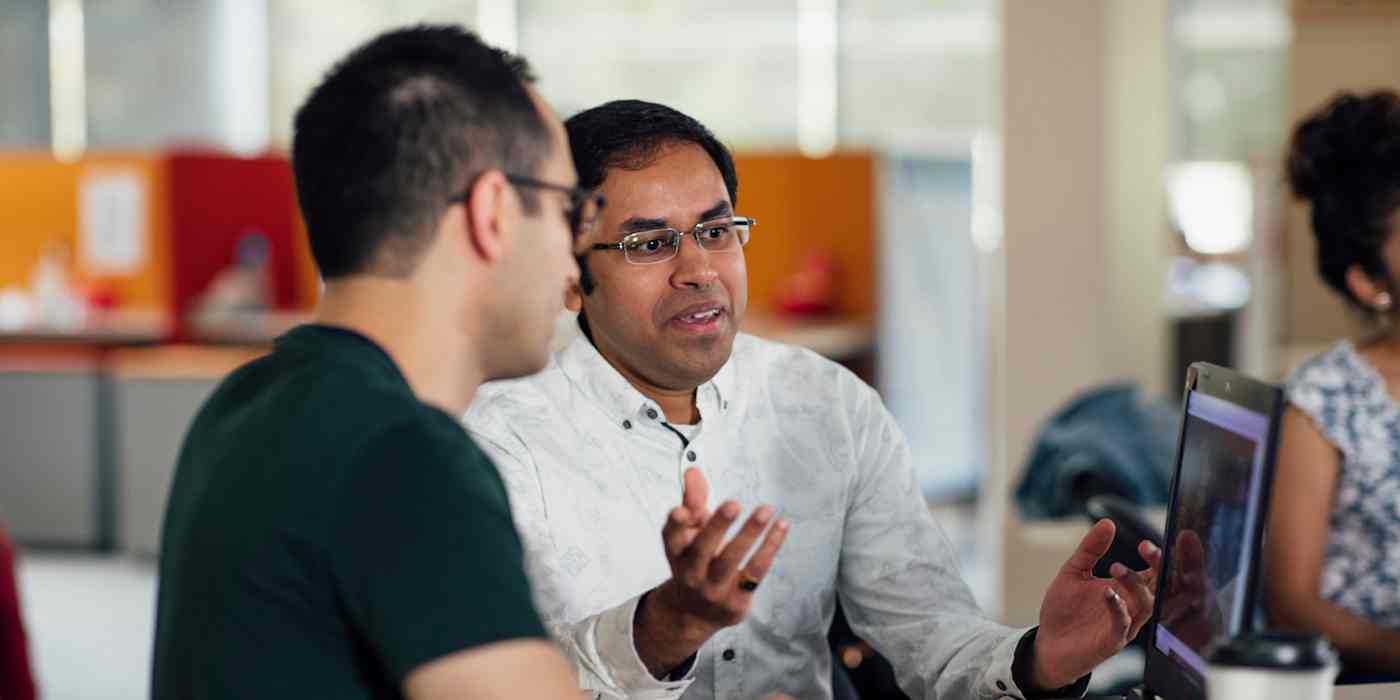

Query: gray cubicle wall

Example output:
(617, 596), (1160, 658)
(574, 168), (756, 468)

(0, 1), (50, 147)
(878, 153), (984, 501)
(0, 369), (109, 548)
(114, 376), (221, 556)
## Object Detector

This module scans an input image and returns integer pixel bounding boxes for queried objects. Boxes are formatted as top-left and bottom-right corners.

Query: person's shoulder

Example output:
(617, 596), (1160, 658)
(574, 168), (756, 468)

(732, 331), (845, 373)
(372, 402), (482, 460)
(214, 335), (411, 411)
(339, 404), (509, 507)
(188, 345), (416, 461)
(196, 346), (304, 412)
(1286, 340), (1366, 394)
(731, 332), (872, 399)
(471, 351), (567, 411)
(462, 356), (569, 441)
(1283, 341), (1382, 449)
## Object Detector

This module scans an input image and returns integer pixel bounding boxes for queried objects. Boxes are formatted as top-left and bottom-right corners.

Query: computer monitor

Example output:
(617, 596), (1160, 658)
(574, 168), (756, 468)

(1142, 363), (1283, 700)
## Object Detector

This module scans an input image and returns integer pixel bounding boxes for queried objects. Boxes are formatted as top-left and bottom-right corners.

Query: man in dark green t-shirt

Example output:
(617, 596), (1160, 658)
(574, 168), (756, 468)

(152, 25), (597, 699)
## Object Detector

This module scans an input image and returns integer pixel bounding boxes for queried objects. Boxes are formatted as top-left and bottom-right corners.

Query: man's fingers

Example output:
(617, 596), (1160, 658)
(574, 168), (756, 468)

(1064, 519), (1117, 575)
(1138, 540), (1163, 590)
(1105, 586), (1132, 640)
(662, 506), (699, 559)
(1140, 539), (1162, 565)
(708, 505), (774, 584)
(680, 500), (741, 571)
(1108, 561), (1149, 589)
(682, 467), (709, 515)
(737, 517), (790, 586)
(1128, 590), (1155, 639)
(1108, 562), (1155, 625)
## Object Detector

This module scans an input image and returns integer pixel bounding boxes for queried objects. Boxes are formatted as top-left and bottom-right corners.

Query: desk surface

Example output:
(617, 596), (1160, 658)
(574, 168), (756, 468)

(1335, 683), (1400, 700)
(0, 308), (167, 344)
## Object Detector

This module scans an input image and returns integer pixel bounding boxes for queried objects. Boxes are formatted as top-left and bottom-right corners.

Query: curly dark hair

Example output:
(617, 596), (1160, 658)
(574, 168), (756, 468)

(1287, 90), (1400, 311)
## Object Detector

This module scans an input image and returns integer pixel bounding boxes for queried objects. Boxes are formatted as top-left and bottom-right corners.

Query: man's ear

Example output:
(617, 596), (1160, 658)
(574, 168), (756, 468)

(462, 170), (513, 263)
(565, 281), (583, 312)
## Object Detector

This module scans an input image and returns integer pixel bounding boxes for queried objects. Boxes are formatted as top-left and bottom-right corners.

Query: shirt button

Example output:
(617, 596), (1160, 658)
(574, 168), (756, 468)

(646, 408), (659, 419)
(622, 420), (632, 430)
(722, 649), (736, 661)
(686, 450), (697, 461)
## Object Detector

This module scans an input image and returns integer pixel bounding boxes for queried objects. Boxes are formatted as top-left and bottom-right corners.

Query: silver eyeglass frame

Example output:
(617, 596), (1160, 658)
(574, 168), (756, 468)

(588, 216), (757, 265)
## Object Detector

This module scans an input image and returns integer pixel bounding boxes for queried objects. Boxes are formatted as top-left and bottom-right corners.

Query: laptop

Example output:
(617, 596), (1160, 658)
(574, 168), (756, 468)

(1090, 363), (1284, 700)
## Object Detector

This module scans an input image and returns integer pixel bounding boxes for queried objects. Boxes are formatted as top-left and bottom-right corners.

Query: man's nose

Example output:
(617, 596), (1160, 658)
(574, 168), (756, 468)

(671, 235), (718, 289)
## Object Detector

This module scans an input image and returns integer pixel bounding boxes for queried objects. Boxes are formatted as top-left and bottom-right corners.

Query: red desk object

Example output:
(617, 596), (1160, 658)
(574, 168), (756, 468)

(0, 525), (37, 700)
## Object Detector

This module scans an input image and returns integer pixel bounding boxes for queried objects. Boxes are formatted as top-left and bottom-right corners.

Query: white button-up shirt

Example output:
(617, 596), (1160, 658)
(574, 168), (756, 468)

(464, 332), (1035, 699)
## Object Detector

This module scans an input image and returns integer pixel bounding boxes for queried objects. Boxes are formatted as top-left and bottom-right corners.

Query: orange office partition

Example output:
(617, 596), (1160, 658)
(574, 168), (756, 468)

(0, 152), (172, 327)
(731, 152), (876, 320)
(0, 150), (318, 341)
(0, 154), (83, 295)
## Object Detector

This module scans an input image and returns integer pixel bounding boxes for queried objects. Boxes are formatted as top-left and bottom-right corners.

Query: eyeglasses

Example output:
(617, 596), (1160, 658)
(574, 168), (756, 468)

(589, 216), (756, 265)
(449, 174), (606, 241)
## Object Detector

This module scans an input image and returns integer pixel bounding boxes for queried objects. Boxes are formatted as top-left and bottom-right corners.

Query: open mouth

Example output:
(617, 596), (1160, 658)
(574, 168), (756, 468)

(680, 309), (721, 322)
(669, 304), (726, 332)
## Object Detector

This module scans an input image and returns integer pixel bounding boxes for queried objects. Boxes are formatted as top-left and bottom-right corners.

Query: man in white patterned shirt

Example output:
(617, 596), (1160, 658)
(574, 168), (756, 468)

(464, 100), (1161, 700)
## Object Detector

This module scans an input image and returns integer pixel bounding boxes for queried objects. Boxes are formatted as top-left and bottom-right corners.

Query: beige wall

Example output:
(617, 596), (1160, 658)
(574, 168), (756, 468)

(994, 0), (1170, 626)
(1286, 2), (1400, 345)
(1105, 1), (1171, 395)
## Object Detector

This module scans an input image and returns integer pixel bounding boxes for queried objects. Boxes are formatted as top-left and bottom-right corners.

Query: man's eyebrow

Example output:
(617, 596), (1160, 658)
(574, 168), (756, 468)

(619, 217), (670, 234)
(697, 201), (732, 223)
(618, 200), (731, 234)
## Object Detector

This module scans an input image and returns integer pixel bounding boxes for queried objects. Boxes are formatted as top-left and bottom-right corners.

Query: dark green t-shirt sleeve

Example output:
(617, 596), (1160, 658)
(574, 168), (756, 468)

(330, 413), (547, 684)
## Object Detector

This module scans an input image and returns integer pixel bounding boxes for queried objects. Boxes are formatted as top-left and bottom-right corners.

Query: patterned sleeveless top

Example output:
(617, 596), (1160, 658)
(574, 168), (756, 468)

(1286, 340), (1400, 628)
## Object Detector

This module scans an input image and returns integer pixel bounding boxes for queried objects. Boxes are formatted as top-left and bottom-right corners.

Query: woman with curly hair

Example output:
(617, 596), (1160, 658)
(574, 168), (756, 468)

(1268, 90), (1400, 675)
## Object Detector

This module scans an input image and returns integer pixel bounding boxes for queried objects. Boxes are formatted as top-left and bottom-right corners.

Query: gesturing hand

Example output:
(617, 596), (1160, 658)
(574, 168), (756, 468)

(1030, 519), (1162, 690)
(634, 467), (790, 676)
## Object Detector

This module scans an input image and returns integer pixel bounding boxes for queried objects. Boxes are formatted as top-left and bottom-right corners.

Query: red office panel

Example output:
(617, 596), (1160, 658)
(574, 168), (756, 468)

(167, 152), (300, 339)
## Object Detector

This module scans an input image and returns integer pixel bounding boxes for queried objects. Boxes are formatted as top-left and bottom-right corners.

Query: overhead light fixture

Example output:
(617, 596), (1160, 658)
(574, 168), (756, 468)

(49, 0), (86, 161)
(1167, 161), (1253, 256)
(797, 0), (838, 158)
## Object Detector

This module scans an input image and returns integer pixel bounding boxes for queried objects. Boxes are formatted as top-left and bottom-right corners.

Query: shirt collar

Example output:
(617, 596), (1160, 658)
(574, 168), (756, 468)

(278, 323), (408, 391)
(557, 331), (737, 426)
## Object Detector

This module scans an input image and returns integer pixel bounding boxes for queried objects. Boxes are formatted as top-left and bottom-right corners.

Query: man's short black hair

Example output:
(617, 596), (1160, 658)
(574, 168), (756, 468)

(565, 100), (738, 294)
(292, 25), (549, 279)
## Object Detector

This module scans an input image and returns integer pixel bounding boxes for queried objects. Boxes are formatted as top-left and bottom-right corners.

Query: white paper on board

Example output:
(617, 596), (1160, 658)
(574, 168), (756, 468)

(79, 170), (147, 273)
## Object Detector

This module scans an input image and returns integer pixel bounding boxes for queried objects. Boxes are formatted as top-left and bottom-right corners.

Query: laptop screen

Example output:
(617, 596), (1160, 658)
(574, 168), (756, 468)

(1152, 389), (1272, 684)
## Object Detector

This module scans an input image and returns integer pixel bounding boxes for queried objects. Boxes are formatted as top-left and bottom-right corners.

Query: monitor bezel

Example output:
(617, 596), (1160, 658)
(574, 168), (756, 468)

(1142, 362), (1284, 700)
